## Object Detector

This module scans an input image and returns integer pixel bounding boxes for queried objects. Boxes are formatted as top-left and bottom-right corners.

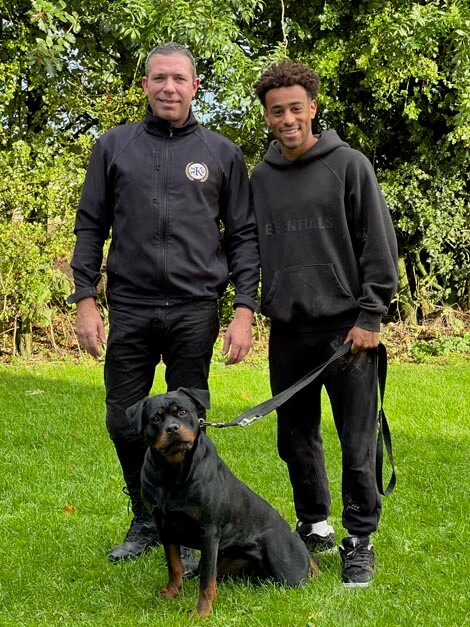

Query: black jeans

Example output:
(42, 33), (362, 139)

(269, 326), (381, 537)
(104, 300), (219, 441)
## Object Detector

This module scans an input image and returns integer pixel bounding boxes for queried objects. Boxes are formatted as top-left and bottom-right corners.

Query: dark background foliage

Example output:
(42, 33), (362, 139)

(0, 0), (469, 356)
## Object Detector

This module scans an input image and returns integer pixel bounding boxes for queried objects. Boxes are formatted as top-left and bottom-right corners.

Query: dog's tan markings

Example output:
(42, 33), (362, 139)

(309, 556), (319, 578)
(177, 425), (195, 441)
(150, 409), (164, 424)
(154, 424), (197, 463)
(161, 543), (183, 599)
(166, 452), (188, 464)
(194, 580), (217, 618)
(153, 432), (170, 452)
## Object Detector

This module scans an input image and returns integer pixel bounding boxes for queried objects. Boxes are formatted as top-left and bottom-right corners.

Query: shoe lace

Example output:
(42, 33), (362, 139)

(124, 516), (147, 543)
(343, 545), (371, 569)
(122, 486), (133, 515)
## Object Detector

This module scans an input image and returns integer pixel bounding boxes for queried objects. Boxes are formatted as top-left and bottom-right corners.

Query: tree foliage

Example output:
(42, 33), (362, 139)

(0, 0), (469, 353)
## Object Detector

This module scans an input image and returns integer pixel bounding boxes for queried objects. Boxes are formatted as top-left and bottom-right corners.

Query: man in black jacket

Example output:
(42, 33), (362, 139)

(68, 43), (259, 567)
(251, 60), (398, 587)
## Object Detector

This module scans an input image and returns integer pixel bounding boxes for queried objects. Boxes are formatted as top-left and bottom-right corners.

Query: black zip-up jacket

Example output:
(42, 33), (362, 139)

(251, 131), (398, 331)
(68, 108), (259, 310)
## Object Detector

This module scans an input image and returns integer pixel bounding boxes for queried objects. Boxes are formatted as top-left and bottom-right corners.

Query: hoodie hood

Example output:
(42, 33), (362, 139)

(264, 130), (350, 168)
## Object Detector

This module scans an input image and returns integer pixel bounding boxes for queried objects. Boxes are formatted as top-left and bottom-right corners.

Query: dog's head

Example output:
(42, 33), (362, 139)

(126, 388), (210, 464)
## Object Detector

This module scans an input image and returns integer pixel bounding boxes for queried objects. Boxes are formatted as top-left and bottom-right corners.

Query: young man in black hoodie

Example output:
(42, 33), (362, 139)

(68, 43), (259, 569)
(251, 60), (398, 587)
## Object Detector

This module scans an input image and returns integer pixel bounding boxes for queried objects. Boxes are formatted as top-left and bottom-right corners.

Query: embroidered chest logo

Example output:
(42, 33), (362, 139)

(185, 162), (209, 182)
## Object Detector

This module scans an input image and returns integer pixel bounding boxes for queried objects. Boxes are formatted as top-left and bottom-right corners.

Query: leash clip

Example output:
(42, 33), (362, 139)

(200, 415), (263, 428)
(199, 418), (227, 429)
(238, 414), (262, 427)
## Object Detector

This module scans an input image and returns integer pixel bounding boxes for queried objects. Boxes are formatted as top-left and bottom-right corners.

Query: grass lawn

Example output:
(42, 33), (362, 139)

(0, 350), (469, 626)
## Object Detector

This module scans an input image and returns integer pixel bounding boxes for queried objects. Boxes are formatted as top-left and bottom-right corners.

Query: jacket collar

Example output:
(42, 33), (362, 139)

(143, 106), (199, 137)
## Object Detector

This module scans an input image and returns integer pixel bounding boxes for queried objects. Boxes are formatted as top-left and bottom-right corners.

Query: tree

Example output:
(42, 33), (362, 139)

(0, 0), (468, 354)
(245, 0), (470, 318)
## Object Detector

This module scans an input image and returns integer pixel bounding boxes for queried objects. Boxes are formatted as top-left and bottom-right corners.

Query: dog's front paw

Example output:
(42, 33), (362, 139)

(160, 582), (181, 598)
(191, 586), (216, 618)
(191, 602), (212, 619)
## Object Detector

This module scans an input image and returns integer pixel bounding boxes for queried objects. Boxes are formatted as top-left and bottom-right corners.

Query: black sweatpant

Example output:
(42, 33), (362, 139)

(269, 326), (381, 537)
(104, 300), (219, 492)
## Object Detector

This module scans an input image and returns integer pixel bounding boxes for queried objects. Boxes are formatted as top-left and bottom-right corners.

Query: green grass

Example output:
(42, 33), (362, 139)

(0, 353), (469, 626)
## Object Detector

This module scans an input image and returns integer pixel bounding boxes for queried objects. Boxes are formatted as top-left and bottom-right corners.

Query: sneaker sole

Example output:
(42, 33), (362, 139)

(108, 542), (159, 563)
(342, 580), (372, 588)
(311, 545), (338, 556)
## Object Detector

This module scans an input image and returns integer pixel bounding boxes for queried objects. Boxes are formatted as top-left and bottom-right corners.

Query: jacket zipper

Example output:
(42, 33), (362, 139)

(156, 138), (171, 294)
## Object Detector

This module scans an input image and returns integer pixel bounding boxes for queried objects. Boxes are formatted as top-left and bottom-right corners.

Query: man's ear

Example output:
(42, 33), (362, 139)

(177, 387), (210, 415)
(310, 98), (317, 120)
(126, 397), (149, 436)
(263, 107), (270, 127)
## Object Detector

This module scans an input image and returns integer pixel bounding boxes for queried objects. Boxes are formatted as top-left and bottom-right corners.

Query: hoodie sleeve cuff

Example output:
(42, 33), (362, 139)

(66, 287), (97, 305)
(233, 294), (259, 314)
(355, 310), (382, 332)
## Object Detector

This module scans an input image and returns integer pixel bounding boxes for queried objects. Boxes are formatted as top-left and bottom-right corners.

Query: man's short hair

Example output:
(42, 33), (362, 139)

(254, 59), (320, 106)
(145, 42), (197, 78)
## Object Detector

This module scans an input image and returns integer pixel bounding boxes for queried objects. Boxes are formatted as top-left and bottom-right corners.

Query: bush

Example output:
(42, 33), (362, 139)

(0, 221), (72, 356)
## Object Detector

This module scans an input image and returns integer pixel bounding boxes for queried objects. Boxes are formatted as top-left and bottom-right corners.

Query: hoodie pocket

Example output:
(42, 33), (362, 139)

(262, 264), (357, 322)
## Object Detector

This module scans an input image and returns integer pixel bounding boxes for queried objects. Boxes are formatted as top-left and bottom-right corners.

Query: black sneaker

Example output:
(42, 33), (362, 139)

(108, 517), (160, 563)
(339, 536), (374, 587)
(296, 521), (336, 554)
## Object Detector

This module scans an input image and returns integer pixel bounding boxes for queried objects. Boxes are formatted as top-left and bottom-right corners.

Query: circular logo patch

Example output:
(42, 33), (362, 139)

(185, 162), (209, 182)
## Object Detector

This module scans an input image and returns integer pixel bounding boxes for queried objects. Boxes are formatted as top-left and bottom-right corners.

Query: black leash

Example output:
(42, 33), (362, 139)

(376, 343), (397, 495)
(203, 341), (352, 428)
(202, 340), (396, 496)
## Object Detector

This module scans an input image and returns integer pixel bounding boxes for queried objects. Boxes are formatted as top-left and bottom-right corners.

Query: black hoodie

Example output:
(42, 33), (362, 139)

(68, 109), (259, 311)
(251, 130), (398, 331)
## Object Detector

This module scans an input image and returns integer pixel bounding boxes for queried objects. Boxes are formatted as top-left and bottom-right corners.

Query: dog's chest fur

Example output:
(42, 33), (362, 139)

(141, 435), (223, 543)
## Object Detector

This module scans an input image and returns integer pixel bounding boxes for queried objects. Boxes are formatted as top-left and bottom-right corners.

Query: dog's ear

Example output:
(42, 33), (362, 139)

(126, 397), (149, 436)
(177, 387), (211, 413)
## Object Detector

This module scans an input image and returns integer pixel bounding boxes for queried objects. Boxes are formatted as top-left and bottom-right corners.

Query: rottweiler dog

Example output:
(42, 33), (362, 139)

(127, 387), (317, 618)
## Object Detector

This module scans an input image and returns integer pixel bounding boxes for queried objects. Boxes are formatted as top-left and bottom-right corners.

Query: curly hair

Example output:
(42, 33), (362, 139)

(254, 59), (320, 106)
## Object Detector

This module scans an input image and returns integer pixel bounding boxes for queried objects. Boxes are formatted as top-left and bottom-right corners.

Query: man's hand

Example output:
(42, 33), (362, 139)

(75, 297), (107, 358)
(222, 307), (254, 365)
(345, 326), (380, 354)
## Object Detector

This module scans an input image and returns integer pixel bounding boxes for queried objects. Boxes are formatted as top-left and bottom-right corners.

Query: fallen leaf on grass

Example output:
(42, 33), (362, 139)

(63, 504), (76, 515)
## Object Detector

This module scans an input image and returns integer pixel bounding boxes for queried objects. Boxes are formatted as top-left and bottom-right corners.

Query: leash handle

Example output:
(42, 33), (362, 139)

(376, 343), (396, 496)
(203, 341), (352, 429)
